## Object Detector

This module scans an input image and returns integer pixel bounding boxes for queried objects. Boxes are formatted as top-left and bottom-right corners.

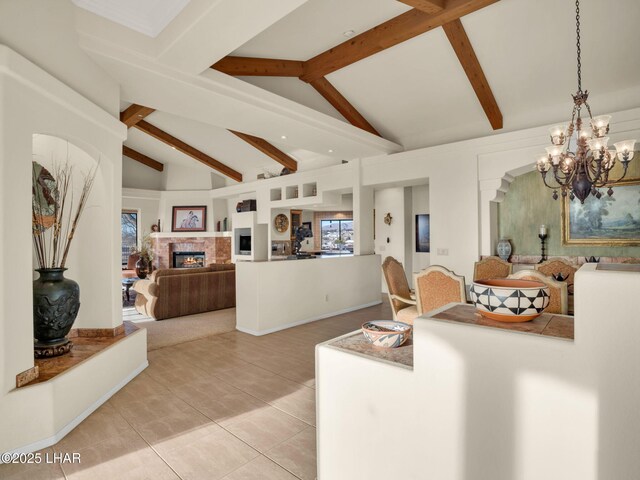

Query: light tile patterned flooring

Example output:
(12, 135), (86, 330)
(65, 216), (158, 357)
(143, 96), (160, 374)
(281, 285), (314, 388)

(2, 299), (392, 480)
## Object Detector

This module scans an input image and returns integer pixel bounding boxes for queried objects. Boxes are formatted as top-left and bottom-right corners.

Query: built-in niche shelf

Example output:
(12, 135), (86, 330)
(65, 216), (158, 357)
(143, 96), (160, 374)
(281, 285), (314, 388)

(270, 188), (282, 201)
(285, 185), (299, 200)
(268, 183), (319, 206)
(302, 182), (317, 198)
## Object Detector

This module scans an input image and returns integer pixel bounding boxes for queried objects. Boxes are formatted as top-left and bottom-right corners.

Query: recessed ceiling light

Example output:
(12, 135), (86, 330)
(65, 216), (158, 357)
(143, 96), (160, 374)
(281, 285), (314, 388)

(281, 135), (287, 140)
(343, 30), (355, 37)
(328, 149), (334, 153)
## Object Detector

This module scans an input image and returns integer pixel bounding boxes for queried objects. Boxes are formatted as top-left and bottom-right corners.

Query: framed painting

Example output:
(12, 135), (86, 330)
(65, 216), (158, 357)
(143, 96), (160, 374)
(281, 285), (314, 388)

(416, 214), (430, 253)
(172, 206), (207, 232)
(562, 179), (640, 245)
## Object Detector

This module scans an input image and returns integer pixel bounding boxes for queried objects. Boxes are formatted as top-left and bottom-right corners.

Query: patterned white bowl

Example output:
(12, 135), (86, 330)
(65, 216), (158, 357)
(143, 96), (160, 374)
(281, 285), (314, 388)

(361, 320), (412, 348)
(470, 279), (550, 322)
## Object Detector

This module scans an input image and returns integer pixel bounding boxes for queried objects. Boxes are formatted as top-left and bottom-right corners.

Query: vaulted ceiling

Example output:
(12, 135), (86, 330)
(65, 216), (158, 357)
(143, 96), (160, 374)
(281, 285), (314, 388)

(74, 0), (640, 185)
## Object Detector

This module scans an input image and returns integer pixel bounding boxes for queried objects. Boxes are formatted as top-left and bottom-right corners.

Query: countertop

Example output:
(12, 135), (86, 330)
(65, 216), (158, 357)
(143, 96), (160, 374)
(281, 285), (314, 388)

(427, 303), (574, 341)
(323, 330), (413, 369)
(322, 303), (573, 370)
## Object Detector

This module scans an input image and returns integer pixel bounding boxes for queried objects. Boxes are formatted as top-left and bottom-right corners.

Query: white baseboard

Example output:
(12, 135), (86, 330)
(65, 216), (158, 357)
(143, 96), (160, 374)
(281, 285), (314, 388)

(236, 300), (382, 336)
(5, 360), (149, 455)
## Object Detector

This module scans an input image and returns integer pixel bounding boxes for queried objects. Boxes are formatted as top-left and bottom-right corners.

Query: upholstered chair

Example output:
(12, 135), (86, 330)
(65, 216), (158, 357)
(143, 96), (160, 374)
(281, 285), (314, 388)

(122, 252), (140, 279)
(622, 258), (640, 264)
(381, 256), (417, 324)
(414, 266), (466, 317)
(473, 256), (512, 282)
(508, 269), (568, 315)
(535, 257), (578, 294)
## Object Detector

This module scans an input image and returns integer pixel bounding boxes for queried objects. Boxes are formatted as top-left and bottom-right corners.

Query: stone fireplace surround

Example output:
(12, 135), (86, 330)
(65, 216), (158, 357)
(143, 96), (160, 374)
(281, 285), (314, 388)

(150, 233), (231, 269)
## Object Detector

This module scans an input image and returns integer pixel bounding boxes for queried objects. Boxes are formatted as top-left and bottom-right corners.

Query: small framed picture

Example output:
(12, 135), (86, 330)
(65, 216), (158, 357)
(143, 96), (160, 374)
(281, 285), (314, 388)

(172, 206), (207, 232)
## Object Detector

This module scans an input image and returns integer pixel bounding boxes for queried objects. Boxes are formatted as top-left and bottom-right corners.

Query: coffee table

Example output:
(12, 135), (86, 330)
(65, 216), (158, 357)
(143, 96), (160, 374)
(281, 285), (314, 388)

(121, 278), (138, 302)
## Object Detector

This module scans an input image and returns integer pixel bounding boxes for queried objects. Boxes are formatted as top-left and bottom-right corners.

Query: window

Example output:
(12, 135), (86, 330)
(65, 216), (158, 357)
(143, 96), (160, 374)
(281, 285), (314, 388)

(321, 219), (354, 252)
(121, 210), (138, 265)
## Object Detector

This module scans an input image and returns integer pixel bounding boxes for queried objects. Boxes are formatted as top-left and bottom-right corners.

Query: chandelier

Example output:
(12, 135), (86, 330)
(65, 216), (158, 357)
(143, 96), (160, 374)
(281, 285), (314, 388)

(536, 0), (635, 204)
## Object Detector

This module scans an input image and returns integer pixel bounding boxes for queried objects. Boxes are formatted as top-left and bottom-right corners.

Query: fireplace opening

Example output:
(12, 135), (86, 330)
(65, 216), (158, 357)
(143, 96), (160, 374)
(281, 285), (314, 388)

(173, 251), (205, 268)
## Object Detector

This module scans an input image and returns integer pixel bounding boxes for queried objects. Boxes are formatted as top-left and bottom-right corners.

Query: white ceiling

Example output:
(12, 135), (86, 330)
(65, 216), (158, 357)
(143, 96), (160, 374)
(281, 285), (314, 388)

(122, 106), (342, 183)
(234, 0), (411, 60)
(233, 0), (640, 149)
(85, 0), (640, 183)
(71, 0), (190, 38)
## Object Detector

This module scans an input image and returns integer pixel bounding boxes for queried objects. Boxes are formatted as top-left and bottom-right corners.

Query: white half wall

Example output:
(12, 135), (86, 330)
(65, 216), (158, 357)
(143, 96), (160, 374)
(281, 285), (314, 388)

(236, 255), (381, 335)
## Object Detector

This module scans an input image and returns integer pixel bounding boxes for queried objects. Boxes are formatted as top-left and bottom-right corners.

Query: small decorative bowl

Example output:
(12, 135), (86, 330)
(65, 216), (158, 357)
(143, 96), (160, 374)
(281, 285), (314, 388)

(361, 320), (412, 348)
(469, 279), (550, 323)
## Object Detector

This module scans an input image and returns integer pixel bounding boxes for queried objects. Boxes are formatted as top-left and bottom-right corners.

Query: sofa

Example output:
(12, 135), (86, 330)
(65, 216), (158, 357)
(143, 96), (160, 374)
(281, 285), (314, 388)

(133, 264), (235, 320)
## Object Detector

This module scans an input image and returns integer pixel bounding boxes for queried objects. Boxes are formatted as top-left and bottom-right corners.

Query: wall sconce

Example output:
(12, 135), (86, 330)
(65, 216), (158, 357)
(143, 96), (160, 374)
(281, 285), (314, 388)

(384, 213), (392, 225)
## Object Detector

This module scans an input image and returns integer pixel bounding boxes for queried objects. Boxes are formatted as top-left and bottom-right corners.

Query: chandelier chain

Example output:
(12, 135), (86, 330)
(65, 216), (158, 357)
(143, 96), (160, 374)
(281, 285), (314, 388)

(575, 0), (581, 93)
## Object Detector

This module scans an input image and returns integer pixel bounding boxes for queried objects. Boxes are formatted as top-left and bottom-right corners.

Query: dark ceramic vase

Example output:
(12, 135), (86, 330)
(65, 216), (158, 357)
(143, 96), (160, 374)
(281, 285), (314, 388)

(33, 268), (80, 350)
(135, 257), (149, 279)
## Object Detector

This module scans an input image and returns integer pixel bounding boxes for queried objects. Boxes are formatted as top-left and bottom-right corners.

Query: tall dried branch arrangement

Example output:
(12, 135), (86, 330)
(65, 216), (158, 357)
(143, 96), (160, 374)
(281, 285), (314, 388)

(32, 158), (99, 269)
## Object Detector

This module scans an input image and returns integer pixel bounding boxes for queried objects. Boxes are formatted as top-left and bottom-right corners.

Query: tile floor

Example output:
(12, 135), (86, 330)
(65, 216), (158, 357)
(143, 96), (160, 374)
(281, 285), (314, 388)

(2, 299), (392, 480)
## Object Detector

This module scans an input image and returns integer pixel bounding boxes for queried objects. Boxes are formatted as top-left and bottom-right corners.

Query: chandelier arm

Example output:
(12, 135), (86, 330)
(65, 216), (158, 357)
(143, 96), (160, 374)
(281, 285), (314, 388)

(584, 101), (595, 122)
(603, 163), (630, 186)
(540, 173), (562, 190)
(550, 165), (575, 188)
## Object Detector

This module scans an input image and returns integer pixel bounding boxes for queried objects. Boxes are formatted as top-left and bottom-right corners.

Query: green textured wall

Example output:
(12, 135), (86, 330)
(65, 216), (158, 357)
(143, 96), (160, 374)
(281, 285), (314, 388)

(498, 157), (640, 257)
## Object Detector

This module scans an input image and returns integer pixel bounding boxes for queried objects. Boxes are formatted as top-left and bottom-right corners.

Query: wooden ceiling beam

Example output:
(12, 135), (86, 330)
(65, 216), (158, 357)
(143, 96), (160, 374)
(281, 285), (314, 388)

(133, 120), (243, 182)
(122, 146), (164, 172)
(397, 0), (445, 15)
(211, 56), (305, 77)
(120, 104), (155, 127)
(442, 19), (502, 129)
(309, 77), (381, 137)
(300, 0), (499, 82)
(229, 131), (298, 172)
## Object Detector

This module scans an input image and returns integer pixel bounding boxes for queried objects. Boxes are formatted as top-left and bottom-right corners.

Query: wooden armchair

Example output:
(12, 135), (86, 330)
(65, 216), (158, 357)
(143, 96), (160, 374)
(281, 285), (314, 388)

(414, 266), (466, 317)
(381, 256), (417, 324)
(473, 256), (512, 281)
(508, 269), (568, 315)
(535, 258), (577, 294)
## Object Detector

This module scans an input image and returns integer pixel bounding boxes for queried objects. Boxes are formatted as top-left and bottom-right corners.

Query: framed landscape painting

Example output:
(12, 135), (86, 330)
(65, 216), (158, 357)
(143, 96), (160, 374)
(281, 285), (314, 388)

(562, 179), (640, 245)
(172, 206), (207, 232)
(416, 214), (430, 252)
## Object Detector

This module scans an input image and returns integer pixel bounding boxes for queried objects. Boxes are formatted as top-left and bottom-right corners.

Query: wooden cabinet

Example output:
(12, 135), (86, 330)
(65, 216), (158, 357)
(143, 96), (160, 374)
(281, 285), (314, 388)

(290, 209), (302, 241)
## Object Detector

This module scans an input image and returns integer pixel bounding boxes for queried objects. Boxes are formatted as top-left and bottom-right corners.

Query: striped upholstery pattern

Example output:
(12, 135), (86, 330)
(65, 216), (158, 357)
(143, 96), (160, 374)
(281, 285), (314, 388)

(134, 265), (235, 320)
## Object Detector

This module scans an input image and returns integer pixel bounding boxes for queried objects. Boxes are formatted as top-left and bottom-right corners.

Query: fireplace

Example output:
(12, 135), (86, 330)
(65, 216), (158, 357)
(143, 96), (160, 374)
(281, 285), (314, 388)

(173, 251), (205, 268)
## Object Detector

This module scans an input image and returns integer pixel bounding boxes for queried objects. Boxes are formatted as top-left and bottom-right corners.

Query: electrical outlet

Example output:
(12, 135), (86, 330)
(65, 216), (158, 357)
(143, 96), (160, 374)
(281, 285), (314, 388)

(437, 248), (449, 256)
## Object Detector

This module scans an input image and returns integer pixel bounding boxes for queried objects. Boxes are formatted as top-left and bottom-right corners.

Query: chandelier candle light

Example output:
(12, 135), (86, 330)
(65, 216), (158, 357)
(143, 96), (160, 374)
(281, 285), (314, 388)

(536, 0), (635, 204)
